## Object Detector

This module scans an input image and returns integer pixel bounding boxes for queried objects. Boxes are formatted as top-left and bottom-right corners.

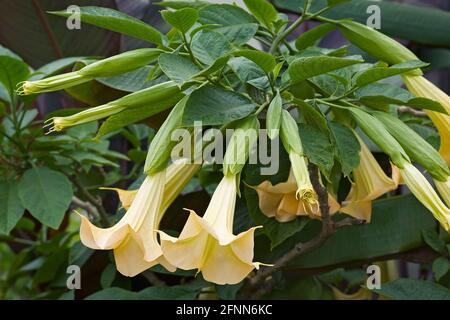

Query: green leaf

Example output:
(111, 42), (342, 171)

(96, 93), (183, 139)
(295, 23), (336, 50)
(228, 57), (266, 83)
(156, 0), (209, 9)
(289, 194), (438, 269)
(275, 0), (450, 48)
(299, 123), (334, 177)
(191, 30), (232, 65)
(0, 56), (29, 96)
(100, 264), (117, 289)
(266, 92), (282, 139)
(355, 83), (446, 113)
(161, 8), (198, 33)
(354, 60), (428, 87)
(183, 85), (256, 126)
(422, 230), (447, 255)
(199, 4), (256, 26)
(159, 53), (201, 85)
(216, 283), (243, 300)
(0, 180), (25, 235)
(234, 50), (276, 74)
(97, 66), (158, 93)
(294, 99), (329, 134)
(216, 24), (259, 45)
(86, 283), (203, 300)
(288, 56), (363, 84)
(373, 279), (450, 300)
(69, 241), (94, 267)
(432, 257), (450, 282)
(329, 122), (360, 177)
(18, 167), (73, 229)
(243, 0), (278, 29)
(50, 6), (165, 45)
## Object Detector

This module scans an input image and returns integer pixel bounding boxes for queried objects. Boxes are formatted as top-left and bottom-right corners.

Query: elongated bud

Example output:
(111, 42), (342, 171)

(336, 20), (421, 74)
(48, 81), (180, 132)
(144, 96), (188, 175)
(223, 116), (260, 176)
(348, 108), (409, 168)
(372, 111), (449, 182)
(79, 48), (163, 77)
(266, 91), (282, 140)
(399, 162), (450, 232)
(280, 110), (316, 206)
(18, 48), (162, 95)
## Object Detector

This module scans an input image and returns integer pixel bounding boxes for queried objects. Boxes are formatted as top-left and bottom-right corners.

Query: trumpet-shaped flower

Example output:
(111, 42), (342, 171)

(398, 162), (450, 232)
(160, 174), (262, 285)
(17, 72), (87, 95)
(252, 169), (340, 222)
(79, 159), (200, 277)
(403, 75), (450, 165)
(341, 135), (400, 221)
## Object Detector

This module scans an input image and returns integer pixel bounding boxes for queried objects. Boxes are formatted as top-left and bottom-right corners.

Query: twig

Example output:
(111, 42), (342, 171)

(71, 196), (99, 220)
(142, 271), (165, 286)
(398, 106), (427, 117)
(71, 176), (110, 227)
(241, 164), (364, 299)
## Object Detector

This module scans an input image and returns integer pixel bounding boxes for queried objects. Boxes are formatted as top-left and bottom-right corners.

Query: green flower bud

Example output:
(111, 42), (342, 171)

(372, 111), (449, 182)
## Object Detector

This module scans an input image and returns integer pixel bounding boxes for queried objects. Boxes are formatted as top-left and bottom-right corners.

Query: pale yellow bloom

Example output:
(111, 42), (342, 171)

(160, 174), (262, 285)
(252, 169), (340, 222)
(434, 177), (450, 208)
(398, 162), (450, 231)
(403, 75), (450, 165)
(341, 134), (400, 221)
(79, 159), (200, 277)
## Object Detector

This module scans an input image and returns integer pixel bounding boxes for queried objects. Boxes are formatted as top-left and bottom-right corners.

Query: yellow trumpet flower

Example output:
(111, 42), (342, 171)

(252, 169), (340, 222)
(341, 134), (400, 221)
(79, 159), (200, 277)
(289, 152), (319, 211)
(403, 75), (450, 165)
(398, 162), (450, 232)
(160, 174), (262, 285)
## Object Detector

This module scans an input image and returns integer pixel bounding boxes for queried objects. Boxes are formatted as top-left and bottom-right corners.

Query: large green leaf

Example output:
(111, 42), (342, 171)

(374, 279), (450, 300)
(355, 83), (446, 113)
(289, 194), (437, 269)
(275, 0), (450, 48)
(234, 50), (276, 74)
(0, 56), (30, 95)
(161, 8), (198, 34)
(0, 1), (119, 68)
(158, 53), (201, 85)
(295, 23), (336, 50)
(329, 122), (360, 177)
(243, 0), (277, 29)
(96, 92), (184, 138)
(191, 30), (232, 65)
(0, 180), (25, 235)
(289, 56), (363, 84)
(199, 4), (256, 26)
(18, 167), (73, 229)
(354, 60), (428, 88)
(50, 6), (165, 45)
(298, 123), (334, 178)
(97, 66), (160, 92)
(182, 85), (256, 126)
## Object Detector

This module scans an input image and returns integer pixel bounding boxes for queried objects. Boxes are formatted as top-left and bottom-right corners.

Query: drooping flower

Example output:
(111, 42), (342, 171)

(252, 169), (340, 222)
(341, 134), (400, 221)
(403, 75), (450, 165)
(79, 159), (200, 277)
(398, 162), (450, 232)
(160, 174), (262, 285)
